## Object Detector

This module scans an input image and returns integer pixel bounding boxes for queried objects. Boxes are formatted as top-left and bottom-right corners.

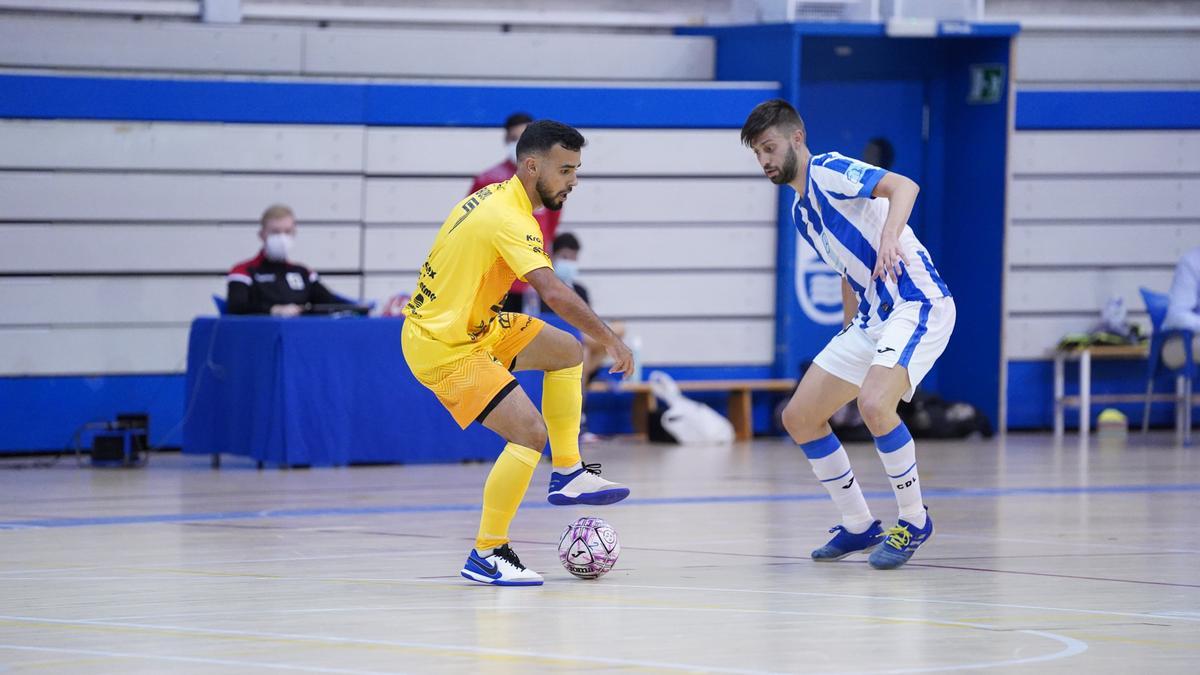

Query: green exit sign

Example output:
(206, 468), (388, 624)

(968, 64), (1006, 104)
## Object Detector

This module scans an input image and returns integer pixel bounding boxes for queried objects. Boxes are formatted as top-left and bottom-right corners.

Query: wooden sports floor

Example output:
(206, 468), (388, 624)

(1, 432), (1197, 673)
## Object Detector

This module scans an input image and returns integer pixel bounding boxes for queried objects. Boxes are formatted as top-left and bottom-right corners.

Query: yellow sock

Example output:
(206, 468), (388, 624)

(543, 363), (584, 469)
(475, 442), (541, 551)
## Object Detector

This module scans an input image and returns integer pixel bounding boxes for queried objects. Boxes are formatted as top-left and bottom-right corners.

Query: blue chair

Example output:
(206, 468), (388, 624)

(211, 294), (228, 315)
(1139, 287), (1194, 437)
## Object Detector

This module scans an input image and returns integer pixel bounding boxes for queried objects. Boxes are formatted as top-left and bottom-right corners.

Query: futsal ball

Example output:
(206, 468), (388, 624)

(558, 516), (620, 579)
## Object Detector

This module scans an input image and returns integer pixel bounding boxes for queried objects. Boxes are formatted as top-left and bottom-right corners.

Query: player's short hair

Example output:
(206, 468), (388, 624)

(740, 99), (806, 147)
(553, 232), (581, 254)
(516, 120), (586, 159)
(504, 112), (534, 132)
(260, 204), (294, 228)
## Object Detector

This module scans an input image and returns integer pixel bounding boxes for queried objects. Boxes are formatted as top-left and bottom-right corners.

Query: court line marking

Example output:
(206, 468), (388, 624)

(2, 482), (1198, 530)
(0, 607), (1086, 675)
(0, 644), (397, 674)
(602, 581), (1200, 624)
(906, 561), (1200, 589)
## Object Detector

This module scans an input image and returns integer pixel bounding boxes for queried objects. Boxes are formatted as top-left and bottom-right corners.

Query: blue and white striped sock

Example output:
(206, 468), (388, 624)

(875, 422), (926, 527)
(800, 432), (874, 533)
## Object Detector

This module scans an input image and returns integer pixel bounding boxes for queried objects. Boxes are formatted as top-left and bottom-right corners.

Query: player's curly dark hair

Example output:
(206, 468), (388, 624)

(516, 120), (586, 158)
(740, 99), (806, 146)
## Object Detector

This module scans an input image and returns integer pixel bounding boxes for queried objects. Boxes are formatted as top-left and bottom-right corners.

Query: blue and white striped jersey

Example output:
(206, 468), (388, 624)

(792, 151), (951, 329)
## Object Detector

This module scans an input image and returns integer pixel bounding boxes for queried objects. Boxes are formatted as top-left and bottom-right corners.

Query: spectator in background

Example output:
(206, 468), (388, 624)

(469, 112), (562, 313)
(1165, 245), (1200, 333)
(544, 232), (626, 386)
(226, 204), (340, 316)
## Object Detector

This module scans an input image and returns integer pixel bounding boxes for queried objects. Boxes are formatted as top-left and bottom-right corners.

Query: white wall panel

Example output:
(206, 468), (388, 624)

(1006, 268), (1176, 314)
(0, 120), (365, 173)
(0, 274), (363, 325)
(622, 318), (774, 365)
(1016, 33), (1200, 84)
(366, 128), (501, 177)
(363, 224), (777, 273)
(1009, 177), (1200, 220)
(363, 227), (438, 272)
(363, 179), (468, 224)
(362, 275), (416, 306)
(365, 127), (763, 176)
(0, 224), (362, 273)
(1006, 315), (1151, 360)
(364, 177), (777, 224)
(303, 28), (714, 80)
(566, 224), (776, 270)
(1010, 131), (1200, 175)
(563, 178), (777, 223)
(581, 129), (762, 176)
(0, 173), (364, 222)
(585, 271), (775, 318)
(0, 325), (190, 375)
(1008, 224), (1200, 266)
(0, 16), (301, 73)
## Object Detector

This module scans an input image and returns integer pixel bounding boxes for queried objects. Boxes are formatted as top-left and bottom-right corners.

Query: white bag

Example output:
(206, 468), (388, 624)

(648, 371), (735, 445)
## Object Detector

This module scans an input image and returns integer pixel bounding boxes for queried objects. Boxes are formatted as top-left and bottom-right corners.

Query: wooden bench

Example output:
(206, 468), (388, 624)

(587, 378), (796, 441)
(1051, 343), (1182, 443)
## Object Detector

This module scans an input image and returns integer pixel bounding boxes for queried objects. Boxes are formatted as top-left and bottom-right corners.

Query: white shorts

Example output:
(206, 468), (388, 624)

(813, 297), (956, 402)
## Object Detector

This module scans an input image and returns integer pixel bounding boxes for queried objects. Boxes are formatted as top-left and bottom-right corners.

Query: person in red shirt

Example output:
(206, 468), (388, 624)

(469, 112), (562, 314)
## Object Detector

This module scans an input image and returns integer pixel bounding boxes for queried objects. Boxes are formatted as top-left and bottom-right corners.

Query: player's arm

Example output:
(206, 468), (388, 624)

(525, 267), (634, 377)
(841, 278), (856, 327)
(871, 172), (920, 282)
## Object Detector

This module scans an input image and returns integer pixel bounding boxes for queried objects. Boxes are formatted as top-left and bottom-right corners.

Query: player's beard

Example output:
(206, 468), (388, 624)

(769, 145), (799, 185)
(537, 175), (568, 211)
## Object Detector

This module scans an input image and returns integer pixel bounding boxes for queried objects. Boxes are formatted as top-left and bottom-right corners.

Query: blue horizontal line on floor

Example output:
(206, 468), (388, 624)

(2, 483), (1199, 530)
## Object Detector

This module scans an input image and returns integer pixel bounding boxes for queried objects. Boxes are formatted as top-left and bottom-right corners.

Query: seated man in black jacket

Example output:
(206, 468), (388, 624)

(226, 204), (340, 316)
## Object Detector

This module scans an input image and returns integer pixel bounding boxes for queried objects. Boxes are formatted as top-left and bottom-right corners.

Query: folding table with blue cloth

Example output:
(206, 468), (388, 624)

(182, 315), (572, 467)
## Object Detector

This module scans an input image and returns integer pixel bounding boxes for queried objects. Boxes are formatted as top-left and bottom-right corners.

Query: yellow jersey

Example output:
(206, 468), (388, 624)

(402, 176), (552, 346)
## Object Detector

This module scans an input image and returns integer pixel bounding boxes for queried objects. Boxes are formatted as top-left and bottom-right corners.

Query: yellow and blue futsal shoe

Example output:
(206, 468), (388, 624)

(868, 509), (934, 570)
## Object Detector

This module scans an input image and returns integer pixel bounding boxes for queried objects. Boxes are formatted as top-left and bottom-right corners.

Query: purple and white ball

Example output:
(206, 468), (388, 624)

(558, 516), (620, 579)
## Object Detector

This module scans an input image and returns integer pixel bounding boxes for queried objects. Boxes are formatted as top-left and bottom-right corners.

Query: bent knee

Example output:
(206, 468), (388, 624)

(856, 390), (896, 426)
(781, 401), (822, 437)
(517, 416), (549, 450)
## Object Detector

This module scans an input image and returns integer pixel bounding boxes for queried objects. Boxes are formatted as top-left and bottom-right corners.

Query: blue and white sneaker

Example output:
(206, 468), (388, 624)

(868, 509), (934, 570)
(460, 543), (543, 586)
(547, 463), (630, 506)
(811, 520), (885, 561)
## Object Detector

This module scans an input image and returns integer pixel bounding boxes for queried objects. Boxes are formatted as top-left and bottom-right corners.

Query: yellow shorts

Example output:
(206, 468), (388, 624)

(401, 313), (545, 429)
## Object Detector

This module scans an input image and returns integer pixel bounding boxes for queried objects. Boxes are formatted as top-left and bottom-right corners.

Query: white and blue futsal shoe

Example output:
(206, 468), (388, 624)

(547, 462), (630, 506)
(460, 543), (543, 586)
(811, 520), (885, 561)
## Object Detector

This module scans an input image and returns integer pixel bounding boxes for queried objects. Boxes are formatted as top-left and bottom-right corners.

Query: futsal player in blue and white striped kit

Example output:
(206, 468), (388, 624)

(742, 99), (955, 569)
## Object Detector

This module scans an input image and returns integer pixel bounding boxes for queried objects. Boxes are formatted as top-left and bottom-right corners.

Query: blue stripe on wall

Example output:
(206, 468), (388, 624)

(0, 74), (779, 128)
(1016, 91), (1200, 130)
(0, 374), (186, 453)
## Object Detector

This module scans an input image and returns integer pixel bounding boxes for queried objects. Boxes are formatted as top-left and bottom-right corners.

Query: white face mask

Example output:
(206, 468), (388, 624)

(264, 232), (294, 261)
(554, 259), (579, 285)
(505, 141), (519, 165)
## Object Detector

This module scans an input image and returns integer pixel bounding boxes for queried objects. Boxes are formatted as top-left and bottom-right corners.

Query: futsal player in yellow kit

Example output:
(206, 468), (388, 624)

(402, 120), (633, 586)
